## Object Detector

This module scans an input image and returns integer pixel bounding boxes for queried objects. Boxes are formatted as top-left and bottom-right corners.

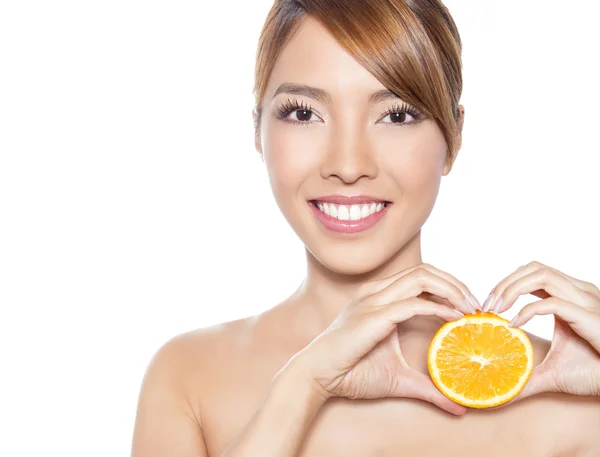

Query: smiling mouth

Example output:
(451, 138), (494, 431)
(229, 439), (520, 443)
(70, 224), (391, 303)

(309, 200), (389, 221)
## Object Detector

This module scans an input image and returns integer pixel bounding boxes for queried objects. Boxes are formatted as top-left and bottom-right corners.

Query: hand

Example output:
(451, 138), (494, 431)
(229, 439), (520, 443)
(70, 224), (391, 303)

(484, 260), (600, 399)
(291, 263), (480, 416)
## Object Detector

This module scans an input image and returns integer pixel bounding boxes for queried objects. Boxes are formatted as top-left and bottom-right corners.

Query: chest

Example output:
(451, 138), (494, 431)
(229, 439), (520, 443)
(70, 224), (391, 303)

(201, 386), (569, 457)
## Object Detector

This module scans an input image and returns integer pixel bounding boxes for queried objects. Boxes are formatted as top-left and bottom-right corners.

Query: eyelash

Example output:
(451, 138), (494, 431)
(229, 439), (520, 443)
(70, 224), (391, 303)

(274, 98), (425, 126)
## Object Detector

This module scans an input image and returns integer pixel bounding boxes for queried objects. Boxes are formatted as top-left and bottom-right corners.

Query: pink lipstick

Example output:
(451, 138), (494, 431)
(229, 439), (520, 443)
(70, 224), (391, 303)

(309, 195), (391, 235)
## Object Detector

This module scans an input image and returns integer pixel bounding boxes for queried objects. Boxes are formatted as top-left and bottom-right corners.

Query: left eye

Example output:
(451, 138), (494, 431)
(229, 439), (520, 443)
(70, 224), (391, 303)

(289, 109), (319, 122)
(380, 111), (415, 124)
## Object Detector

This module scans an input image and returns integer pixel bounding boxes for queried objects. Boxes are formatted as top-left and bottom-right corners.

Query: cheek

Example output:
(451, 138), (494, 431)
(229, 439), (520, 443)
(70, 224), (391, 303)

(263, 121), (324, 195)
(379, 125), (447, 196)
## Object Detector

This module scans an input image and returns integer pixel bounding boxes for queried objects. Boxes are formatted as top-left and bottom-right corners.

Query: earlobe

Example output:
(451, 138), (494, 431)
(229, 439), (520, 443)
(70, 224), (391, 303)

(254, 133), (263, 156)
(442, 155), (453, 176)
(252, 107), (263, 157)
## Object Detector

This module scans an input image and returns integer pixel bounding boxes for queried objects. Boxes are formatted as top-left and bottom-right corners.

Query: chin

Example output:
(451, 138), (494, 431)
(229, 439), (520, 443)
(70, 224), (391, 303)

(307, 238), (402, 277)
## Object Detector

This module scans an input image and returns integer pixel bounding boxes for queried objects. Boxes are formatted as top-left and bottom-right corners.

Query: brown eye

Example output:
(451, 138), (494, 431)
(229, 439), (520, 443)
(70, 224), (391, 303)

(379, 102), (424, 126)
(275, 99), (323, 124)
(381, 111), (414, 125)
(294, 109), (314, 122)
(389, 112), (407, 123)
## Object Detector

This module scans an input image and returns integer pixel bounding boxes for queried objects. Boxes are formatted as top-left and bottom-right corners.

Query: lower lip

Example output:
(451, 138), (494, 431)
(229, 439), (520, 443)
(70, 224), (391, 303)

(309, 202), (390, 234)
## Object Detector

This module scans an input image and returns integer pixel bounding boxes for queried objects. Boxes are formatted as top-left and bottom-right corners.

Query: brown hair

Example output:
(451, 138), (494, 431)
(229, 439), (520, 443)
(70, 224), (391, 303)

(252, 0), (464, 161)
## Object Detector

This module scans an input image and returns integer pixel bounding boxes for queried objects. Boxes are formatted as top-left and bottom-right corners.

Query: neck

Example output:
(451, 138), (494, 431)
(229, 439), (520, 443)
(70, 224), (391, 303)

(292, 230), (424, 333)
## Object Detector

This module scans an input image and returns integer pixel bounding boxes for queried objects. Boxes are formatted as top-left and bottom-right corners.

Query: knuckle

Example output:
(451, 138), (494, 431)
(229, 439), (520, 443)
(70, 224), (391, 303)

(528, 260), (544, 269)
(586, 281), (600, 295)
(412, 267), (430, 282)
(538, 266), (552, 283)
(522, 301), (539, 314)
(503, 282), (516, 297)
(581, 289), (599, 307)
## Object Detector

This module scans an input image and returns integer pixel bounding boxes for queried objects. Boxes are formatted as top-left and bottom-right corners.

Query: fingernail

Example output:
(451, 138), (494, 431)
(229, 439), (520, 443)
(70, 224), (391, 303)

(482, 293), (494, 312)
(470, 294), (482, 310)
(493, 296), (504, 314)
(509, 315), (520, 327)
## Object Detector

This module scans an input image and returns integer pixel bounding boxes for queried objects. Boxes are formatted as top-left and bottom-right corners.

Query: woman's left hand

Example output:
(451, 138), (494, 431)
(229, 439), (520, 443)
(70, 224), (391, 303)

(482, 261), (600, 400)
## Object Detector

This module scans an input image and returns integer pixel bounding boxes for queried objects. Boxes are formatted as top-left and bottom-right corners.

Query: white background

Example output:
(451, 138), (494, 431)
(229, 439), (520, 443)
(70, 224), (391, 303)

(1, 0), (598, 455)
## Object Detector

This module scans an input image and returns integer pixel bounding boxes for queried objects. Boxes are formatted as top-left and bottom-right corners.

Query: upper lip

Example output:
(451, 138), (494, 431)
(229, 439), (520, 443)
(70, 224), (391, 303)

(311, 194), (390, 205)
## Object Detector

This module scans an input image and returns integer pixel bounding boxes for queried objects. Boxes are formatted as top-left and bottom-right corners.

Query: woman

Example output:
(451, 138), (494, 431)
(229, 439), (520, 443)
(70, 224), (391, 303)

(131, 1), (600, 455)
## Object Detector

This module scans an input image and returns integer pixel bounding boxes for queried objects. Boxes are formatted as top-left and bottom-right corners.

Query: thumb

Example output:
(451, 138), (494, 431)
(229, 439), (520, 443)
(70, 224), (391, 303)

(394, 369), (468, 416)
(516, 365), (555, 401)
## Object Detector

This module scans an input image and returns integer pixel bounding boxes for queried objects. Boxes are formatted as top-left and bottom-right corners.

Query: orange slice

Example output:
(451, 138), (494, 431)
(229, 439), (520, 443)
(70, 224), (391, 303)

(427, 312), (534, 408)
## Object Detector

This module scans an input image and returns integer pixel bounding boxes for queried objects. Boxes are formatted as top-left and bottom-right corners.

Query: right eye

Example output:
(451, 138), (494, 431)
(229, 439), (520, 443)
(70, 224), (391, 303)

(275, 99), (323, 125)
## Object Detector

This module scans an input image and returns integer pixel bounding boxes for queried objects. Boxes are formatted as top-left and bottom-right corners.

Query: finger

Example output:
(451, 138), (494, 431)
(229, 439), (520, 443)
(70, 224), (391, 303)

(357, 264), (422, 298)
(515, 365), (556, 401)
(400, 370), (468, 416)
(483, 262), (541, 312)
(485, 261), (597, 313)
(358, 299), (463, 355)
(422, 264), (481, 311)
(375, 298), (465, 327)
(367, 268), (475, 315)
(495, 267), (596, 315)
(547, 266), (600, 300)
(539, 266), (600, 306)
(509, 297), (600, 352)
(361, 264), (479, 313)
(338, 299), (463, 366)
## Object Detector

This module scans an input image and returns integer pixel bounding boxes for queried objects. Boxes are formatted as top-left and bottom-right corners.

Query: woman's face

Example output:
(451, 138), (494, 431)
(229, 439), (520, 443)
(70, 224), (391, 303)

(257, 17), (462, 276)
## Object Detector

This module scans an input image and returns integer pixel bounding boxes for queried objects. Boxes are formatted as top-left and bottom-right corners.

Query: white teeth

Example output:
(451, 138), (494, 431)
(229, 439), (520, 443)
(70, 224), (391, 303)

(338, 205), (350, 220)
(315, 201), (386, 221)
(349, 205), (362, 220)
(361, 204), (370, 218)
(329, 204), (338, 218)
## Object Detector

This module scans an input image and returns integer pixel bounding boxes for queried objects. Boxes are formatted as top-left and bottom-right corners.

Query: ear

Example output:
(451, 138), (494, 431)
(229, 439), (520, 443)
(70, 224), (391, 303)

(252, 107), (264, 159)
(442, 104), (465, 176)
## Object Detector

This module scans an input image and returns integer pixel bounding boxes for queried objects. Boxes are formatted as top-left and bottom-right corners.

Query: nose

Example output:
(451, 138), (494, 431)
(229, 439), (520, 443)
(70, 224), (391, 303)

(319, 124), (378, 184)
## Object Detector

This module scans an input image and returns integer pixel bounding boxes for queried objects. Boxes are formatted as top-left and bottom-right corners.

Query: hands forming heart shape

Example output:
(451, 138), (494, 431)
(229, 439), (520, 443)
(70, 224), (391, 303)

(294, 260), (599, 416)
(480, 261), (600, 400)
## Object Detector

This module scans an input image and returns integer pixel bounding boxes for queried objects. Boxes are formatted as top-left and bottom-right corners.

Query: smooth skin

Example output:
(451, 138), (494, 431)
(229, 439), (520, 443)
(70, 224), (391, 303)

(131, 17), (600, 457)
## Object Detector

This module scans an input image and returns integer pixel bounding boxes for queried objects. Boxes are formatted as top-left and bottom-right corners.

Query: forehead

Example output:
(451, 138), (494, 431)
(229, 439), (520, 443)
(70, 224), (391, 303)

(266, 17), (386, 103)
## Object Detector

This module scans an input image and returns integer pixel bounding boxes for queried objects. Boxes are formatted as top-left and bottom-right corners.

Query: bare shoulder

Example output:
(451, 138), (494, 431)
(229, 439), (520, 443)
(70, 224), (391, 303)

(159, 314), (263, 404)
(131, 315), (261, 457)
(160, 307), (297, 411)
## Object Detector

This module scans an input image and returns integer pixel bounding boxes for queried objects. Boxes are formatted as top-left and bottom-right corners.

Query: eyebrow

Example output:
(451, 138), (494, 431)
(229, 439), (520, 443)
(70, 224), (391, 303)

(272, 82), (401, 105)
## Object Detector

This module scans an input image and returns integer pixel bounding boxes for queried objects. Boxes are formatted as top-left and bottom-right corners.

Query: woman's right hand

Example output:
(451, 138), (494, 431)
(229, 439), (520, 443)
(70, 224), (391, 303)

(291, 263), (480, 416)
